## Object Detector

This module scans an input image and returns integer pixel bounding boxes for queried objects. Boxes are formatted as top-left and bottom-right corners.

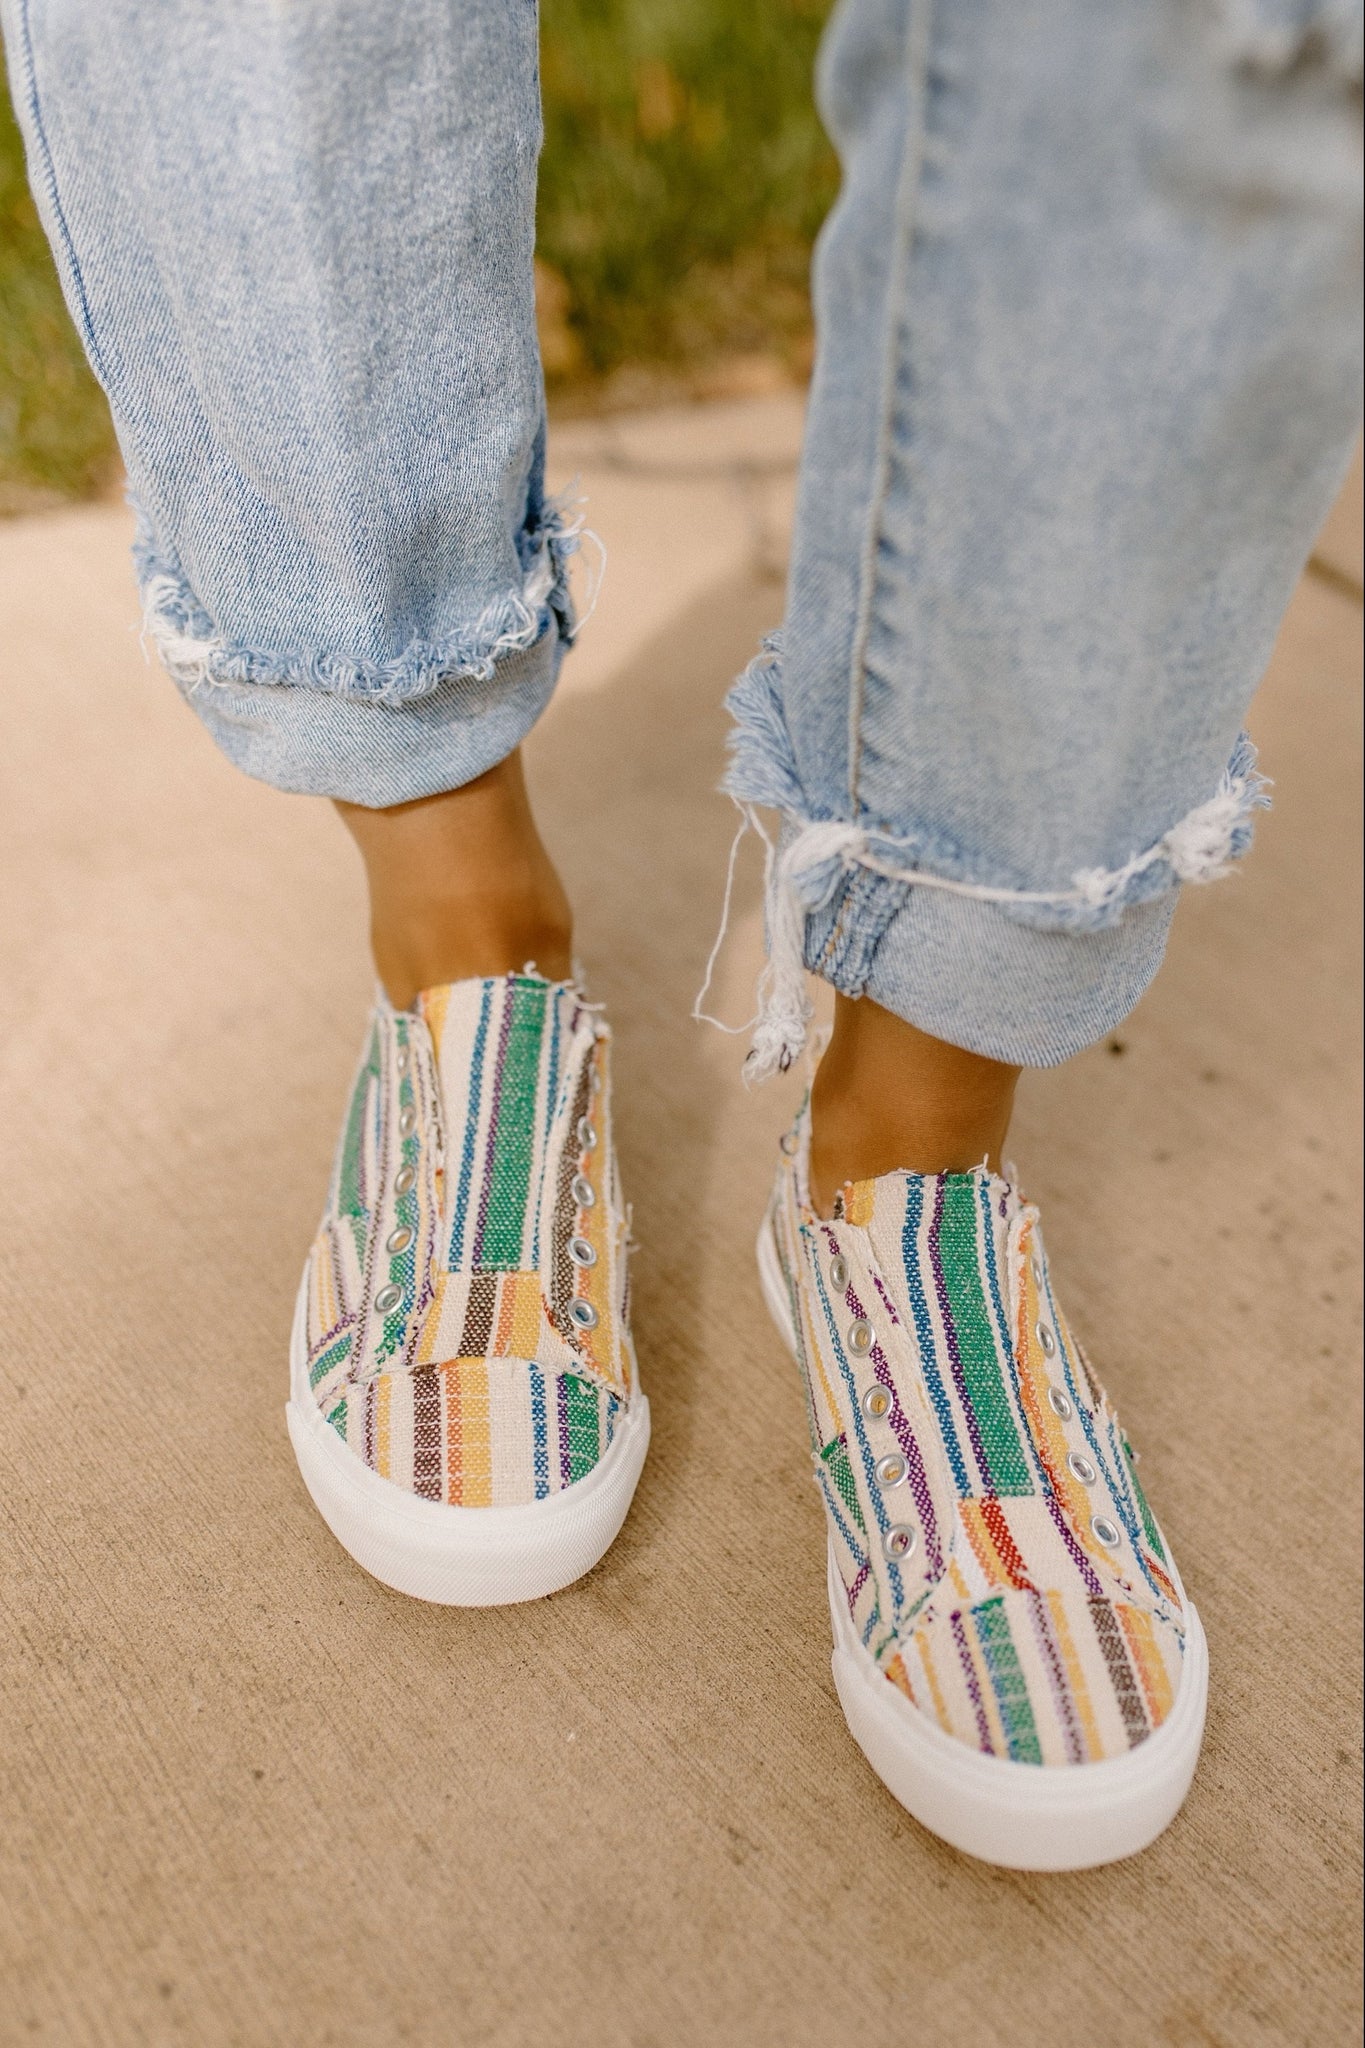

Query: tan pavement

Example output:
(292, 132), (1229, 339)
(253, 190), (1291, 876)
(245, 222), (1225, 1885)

(0, 408), (1360, 2048)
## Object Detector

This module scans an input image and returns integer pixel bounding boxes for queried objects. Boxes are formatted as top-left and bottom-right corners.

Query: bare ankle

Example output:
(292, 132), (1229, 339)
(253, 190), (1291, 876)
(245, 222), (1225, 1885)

(335, 751), (574, 1007)
(808, 995), (1020, 1217)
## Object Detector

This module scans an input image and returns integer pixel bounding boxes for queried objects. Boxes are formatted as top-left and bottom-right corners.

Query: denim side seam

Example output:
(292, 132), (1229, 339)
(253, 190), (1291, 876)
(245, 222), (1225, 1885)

(136, 495), (581, 709)
(5, 0), (110, 381)
(719, 632), (1271, 1078)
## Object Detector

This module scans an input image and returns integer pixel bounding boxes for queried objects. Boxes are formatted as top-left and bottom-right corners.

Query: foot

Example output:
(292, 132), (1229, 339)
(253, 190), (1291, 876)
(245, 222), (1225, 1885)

(759, 1105), (1206, 1869)
(288, 971), (649, 1604)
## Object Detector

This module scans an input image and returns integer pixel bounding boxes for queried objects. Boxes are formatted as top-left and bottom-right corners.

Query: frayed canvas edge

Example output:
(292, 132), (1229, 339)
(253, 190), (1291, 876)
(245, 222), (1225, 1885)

(136, 494), (584, 708)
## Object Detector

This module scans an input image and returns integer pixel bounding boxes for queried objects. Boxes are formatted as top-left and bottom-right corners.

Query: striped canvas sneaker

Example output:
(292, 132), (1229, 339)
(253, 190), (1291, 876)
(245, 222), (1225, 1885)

(287, 972), (649, 1605)
(758, 1106), (1207, 1870)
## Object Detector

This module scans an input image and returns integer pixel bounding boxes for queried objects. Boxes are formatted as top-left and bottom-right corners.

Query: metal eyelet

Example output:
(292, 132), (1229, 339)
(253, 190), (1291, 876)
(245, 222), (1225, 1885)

(572, 1174), (595, 1208)
(1091, 1514), (1122, 1549)
(393, 1165), (416, 1196)
(1030, 1256), (1044, 1287)
(875, 1453), (908, 1489)
(1048, 1385), (1073, 1420)
(568, 1298), (598, 1331)
(862, 1384), (892, 1421)
(829, 1255), (849, 1292)
(386, 1226), (414, 1255)
(779, 1130), (799, 1156)
(373, 1283), (402, 1315)
(1036, 1321), (1057, 1358)
(398, 1107), (416, 1138)
(568, 1235), (597, 1267)
(848, 1319), (873, 1356)
(1067, 1451), (1097, 1486)
(883, 1525), (917, 1562)
(576, 1117), (597, 1151)
(396, 1047), (410, 1076)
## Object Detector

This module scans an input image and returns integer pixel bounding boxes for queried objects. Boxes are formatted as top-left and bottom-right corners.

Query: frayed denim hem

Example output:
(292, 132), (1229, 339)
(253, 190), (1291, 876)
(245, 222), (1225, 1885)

(178, 626), (564, 805)
(711, 632), (1271, 1077)
(135, 495), (582, 709)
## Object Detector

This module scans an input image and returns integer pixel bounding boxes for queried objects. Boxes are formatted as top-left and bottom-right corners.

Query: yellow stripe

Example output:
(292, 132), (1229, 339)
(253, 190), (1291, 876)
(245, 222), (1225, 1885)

(959, 1500), (1010, 1588)
(375, 1373), (392, 1482)
(455, 1359), (494, 1508)
(509, 1270), (542, 1358)
(1118, 1603), (1174, 1724)
(1045, 1589), (1104, 1761)
(914, 1628), (953, 1735)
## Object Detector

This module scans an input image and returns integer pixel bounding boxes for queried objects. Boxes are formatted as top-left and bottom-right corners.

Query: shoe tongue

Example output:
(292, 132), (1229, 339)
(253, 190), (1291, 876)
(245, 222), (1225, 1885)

(415, 972), (588, 1152)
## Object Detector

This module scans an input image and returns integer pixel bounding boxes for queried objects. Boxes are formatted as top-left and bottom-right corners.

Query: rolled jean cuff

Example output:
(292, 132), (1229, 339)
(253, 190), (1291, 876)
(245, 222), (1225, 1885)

(805, 868), (1177, 1067)
(135, 497), (576, 804)
(161, 628), (564, 804)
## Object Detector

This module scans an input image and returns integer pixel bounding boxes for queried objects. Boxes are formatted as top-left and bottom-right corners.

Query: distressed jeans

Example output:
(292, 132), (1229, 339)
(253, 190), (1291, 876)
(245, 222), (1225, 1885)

(5, 0), (1361, 1066)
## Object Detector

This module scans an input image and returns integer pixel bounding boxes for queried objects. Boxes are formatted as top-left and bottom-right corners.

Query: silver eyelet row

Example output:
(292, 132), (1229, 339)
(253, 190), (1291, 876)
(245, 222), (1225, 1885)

(568, 1074), (601, 1331)
(829, 1248), (920, 1571)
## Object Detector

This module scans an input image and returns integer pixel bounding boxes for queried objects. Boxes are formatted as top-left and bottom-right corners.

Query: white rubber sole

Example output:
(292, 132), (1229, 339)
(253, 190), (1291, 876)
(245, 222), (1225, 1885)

(756, 1216), (1208, 1870)
(287, 1282), (650, 1606)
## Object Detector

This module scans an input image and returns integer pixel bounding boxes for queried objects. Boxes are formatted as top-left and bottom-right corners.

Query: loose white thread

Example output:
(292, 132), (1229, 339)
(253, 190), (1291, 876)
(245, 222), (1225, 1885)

(696, 763), (1267, 1083)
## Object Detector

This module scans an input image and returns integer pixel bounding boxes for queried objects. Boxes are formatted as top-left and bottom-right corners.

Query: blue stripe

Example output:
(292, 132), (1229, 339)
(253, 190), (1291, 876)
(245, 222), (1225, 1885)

(812, 1261), (907, 1610)
(448, 982), (494, 1268)
(902, 1178), (971, 1495)
(977, 1179), (1047, 1491)
(533, 998), (563, 1270)
(528, 1362), (551, 1500)
(1049, 1277), (1169, 1607)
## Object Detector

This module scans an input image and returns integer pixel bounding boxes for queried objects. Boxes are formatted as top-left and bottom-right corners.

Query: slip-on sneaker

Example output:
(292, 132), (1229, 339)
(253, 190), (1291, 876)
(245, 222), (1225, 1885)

(758, 1107), (1206, 1870)
(288, 972), (649, 1605)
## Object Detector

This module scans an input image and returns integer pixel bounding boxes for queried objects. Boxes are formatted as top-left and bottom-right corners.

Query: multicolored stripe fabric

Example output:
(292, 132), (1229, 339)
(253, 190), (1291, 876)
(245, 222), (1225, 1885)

(303, 975), (637, 1508)
(767, 1111), (1187, 1767)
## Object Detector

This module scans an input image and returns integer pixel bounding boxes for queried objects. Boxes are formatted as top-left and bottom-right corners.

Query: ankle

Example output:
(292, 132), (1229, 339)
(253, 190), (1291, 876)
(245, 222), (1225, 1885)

(808, 995), (1020, 1216)
(369, 887), (573, 1007)
(335, 751), (575, 1008)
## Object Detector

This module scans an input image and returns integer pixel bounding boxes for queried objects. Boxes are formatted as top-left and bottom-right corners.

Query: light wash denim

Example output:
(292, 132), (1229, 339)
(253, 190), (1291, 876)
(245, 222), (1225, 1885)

(4, 0), (1362, 1066)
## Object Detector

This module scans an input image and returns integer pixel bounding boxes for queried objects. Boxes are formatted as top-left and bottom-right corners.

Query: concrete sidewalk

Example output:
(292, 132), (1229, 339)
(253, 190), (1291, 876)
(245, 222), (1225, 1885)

(0, 402), (1360, 2048)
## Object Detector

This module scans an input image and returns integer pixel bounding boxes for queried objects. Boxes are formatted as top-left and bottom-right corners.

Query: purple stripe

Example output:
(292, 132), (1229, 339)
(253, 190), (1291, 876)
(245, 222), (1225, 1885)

(1027, 1590), (1085, 1763)
(1045, 1493), (1105, 1597)
(868, 1341), (943, 1580)
(471, 985), (515, 1266)
(847, 1561), (869, 1615)
(950, 1610), (994, 1754)
(556, 1379), (572, 1490)
(928, 1182), (995, 1493)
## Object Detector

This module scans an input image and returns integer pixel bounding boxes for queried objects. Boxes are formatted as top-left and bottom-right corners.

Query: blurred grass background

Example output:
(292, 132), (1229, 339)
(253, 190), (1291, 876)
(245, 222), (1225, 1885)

(0, 0), (835, 514)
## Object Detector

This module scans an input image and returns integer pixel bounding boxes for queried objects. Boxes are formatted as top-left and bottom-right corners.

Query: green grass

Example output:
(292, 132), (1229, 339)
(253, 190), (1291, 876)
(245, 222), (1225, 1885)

(0, 1), (835, 507)
(0, 87), (122, 511)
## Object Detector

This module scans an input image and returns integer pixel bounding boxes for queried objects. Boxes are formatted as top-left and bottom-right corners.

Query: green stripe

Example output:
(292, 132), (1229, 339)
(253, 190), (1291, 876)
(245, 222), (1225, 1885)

(938, 1179), (1033, 1496)
(338, 1024), (381, 1222)
(480, 982), (547, 1269)
(821, 1436), (865, 1534)
(974, 1597), (1043, 1764)
(308, 1331), (353, 1390)
(1123, 1436), (1167, 1562)
(563, 1374), (602, 1482)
